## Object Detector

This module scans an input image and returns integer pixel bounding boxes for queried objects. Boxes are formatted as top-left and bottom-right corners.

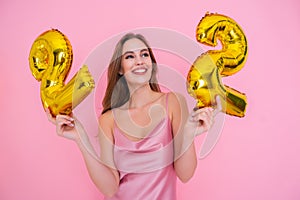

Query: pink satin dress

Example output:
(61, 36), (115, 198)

(105, 94), (177, 200)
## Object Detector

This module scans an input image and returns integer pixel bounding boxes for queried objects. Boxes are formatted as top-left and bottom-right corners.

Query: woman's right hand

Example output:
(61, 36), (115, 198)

(45, 108), (79, 141)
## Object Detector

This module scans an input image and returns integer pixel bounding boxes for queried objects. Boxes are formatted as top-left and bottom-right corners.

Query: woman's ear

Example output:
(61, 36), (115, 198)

(118, 68), (124, 75)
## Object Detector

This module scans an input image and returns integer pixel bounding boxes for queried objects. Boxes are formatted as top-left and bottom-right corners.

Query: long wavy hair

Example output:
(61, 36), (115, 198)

(101, 33), (161, 114)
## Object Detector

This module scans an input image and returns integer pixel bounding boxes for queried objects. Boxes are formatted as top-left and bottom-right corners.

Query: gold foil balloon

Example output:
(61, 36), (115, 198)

(187, 13), (248, 117)
(29, 29), (95, 117)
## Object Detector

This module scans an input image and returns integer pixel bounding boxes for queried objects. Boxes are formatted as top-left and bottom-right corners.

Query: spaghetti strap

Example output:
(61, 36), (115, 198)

(165, 92), (169, 114)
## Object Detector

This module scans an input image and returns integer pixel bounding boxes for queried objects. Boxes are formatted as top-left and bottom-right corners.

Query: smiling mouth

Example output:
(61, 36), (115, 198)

(132, 67), (148, 74)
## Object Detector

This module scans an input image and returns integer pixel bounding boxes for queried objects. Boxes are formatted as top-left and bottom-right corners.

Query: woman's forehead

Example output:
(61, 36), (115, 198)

(122, 38), (148, 54)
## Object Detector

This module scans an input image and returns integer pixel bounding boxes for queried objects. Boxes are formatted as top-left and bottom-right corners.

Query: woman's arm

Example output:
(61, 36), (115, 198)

(46, 109), (119, 197)
(168, 93), (197, 182)
(168, 93), (220, 182)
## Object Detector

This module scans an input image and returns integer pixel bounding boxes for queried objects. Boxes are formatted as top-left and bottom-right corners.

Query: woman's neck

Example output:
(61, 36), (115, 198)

(127, 84), (157, 109)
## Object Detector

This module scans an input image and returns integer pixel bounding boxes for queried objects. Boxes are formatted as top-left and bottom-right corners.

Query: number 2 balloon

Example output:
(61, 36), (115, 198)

(29, 29), (95, 117)
(187, 13), (248, 117)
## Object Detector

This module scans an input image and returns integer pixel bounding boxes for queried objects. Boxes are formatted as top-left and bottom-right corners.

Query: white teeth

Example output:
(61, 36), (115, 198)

(132, 68), (147, 73)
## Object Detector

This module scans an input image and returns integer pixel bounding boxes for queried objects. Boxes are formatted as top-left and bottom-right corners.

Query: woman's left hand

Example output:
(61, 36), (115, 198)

(185, 96), (222, 136)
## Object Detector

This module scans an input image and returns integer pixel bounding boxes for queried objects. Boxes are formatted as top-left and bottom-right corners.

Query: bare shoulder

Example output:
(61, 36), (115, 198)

(166, 92), (188, 120)
(167, 92), (187, 108)
(99, 110), (114, 124)
(98, 110), (114, 139)
(166, 92), (189, 132)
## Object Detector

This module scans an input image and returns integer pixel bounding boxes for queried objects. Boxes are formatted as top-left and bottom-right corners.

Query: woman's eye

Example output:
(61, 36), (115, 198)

(141, 52), (149, 57)
(125, 55), (134, 59)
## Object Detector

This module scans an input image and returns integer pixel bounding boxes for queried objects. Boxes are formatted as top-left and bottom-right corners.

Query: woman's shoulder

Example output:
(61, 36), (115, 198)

(166, 91), (186, 106)
(99, 110), (114, 122)
(152, 91), (183, 103)
(98, 110), (114, 135)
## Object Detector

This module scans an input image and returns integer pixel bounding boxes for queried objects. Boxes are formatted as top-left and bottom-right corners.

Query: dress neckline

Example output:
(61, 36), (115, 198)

(113, 116), (169, 143)
(113, 92), (170, 143)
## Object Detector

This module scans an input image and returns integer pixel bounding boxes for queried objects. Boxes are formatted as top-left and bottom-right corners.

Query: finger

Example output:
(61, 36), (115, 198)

(192, 110), (210, 123)
(193, 106), (199, 111)
(191, 107), (212, 117)
(55, 116), (75, 131)
(194, 116), (211, 136)
(56, 121), (74, 136)
(56, 114), (74, 122)
(194, 109), (213, 121)
(216, 95), (222, 111)
(57, 118), (74, 127)
(197, 108), (214, 124)
(60, 121), (74, 127)
(45, 108), (56, 124)
(213, 95), (223, 116)
(208, 115), (214, 128)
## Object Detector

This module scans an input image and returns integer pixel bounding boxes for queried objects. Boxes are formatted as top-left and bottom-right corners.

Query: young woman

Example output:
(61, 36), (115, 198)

(46, 33), (222, 200)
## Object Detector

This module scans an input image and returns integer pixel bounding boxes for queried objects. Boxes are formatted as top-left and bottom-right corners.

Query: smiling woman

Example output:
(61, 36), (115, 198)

(46, 32), (222, 200)
(102, 33), (161, 114)
(121, 41), (152, 86)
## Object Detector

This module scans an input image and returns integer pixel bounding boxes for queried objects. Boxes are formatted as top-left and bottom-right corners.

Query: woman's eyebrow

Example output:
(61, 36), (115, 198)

(123, 48), (149, 55)
(140, 48), (149, 52)
(123, 50), (134, 55)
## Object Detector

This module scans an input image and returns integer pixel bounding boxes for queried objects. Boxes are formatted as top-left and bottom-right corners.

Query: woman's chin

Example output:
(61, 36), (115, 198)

(126, 75), (152, 86)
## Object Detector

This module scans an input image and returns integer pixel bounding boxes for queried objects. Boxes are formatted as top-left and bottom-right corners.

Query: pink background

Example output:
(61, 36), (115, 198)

(1, 0), (300, 199)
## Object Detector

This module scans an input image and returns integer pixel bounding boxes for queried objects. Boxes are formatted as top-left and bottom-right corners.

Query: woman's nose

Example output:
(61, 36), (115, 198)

(135, 55), (144, 65)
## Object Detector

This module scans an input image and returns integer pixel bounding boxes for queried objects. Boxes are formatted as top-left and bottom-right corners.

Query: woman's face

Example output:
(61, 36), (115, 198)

(120, 38), (153, 87)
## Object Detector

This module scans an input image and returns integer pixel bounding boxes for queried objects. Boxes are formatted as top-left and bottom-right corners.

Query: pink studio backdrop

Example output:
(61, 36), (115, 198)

(1, 0), (300, 199)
